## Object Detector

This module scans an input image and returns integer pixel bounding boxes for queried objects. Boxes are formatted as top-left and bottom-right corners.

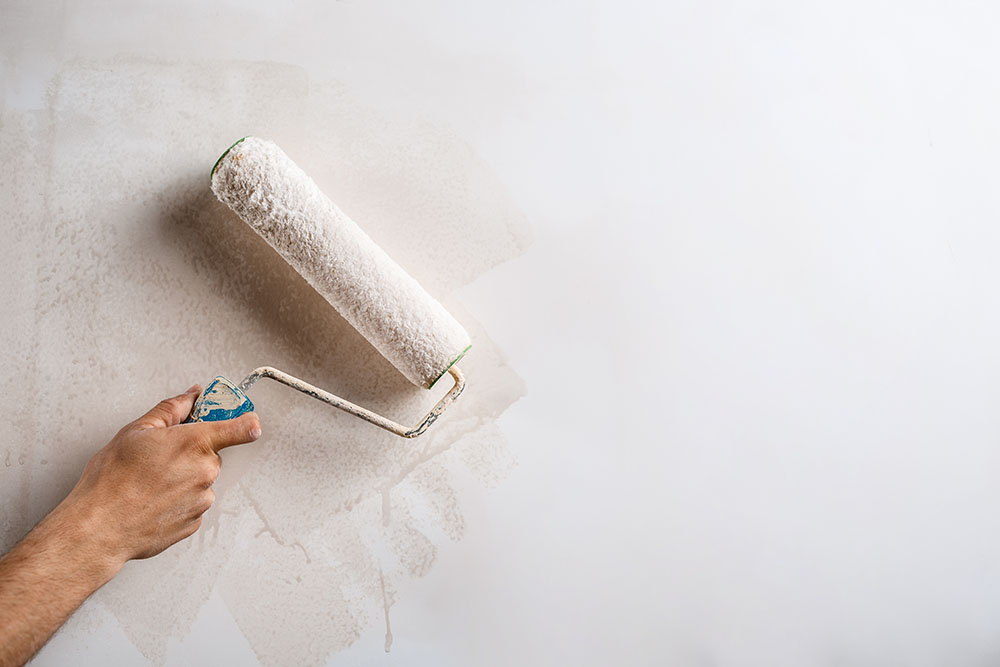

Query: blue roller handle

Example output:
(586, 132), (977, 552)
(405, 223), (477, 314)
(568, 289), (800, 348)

(185, 376), (255, 423)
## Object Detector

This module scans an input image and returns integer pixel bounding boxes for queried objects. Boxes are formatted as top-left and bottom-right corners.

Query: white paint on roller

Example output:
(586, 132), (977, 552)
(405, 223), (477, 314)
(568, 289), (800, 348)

(211, 137), (471, 389)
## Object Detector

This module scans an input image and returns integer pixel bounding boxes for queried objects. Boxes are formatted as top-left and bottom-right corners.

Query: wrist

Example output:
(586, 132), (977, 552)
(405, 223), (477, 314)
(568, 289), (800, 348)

(43, 496), (127, 585)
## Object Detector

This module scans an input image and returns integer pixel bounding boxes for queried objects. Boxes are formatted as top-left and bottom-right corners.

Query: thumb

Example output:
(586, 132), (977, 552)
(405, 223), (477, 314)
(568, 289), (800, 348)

(133, 385), (203, 429)
(178, 412), (262, 453)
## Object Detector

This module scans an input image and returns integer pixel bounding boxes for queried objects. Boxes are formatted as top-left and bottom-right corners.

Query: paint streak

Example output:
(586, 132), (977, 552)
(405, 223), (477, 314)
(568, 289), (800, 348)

(0, 57), (529, 665)
(379, 567), (394, 653)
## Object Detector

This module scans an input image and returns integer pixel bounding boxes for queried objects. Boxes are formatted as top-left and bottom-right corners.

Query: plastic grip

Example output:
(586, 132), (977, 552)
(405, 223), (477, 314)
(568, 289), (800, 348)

(185, 376), (255, 423)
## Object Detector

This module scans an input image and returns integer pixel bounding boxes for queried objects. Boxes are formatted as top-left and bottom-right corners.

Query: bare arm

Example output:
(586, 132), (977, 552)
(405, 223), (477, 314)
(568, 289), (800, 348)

(0, 385), (261, 667)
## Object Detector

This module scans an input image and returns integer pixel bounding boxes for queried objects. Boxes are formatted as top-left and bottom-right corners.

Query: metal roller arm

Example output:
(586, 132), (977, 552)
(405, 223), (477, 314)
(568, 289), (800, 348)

(238, 366), (466, 438)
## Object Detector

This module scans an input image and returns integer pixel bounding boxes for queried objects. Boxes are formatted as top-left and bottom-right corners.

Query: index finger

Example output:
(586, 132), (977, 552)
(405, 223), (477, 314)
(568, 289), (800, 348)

(175, 412), (262, 452)
(133, 385), (203, 430)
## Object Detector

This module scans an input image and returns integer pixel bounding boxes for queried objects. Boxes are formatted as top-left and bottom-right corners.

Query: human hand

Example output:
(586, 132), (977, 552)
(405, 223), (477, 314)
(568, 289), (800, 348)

(56, 384), (261, 569)
(0, 385), (260, 667)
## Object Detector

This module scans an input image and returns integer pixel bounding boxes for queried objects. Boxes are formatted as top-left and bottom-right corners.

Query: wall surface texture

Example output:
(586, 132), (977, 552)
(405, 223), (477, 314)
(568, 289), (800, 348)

(6, 1), (1000, 666)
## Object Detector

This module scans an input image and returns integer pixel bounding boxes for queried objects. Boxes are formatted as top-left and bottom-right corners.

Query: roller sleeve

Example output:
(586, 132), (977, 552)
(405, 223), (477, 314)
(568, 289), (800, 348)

(210, 137), (471, 389)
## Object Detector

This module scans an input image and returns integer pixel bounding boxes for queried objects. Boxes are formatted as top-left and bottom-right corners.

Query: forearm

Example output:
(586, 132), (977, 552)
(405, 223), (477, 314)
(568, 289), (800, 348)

(0, 386), (259, 666)
(0, 498), (123, 667)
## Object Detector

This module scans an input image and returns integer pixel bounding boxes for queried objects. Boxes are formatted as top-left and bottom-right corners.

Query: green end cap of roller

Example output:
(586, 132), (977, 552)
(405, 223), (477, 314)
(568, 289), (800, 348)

(428, 344), (472, 389)
(211, 136), (251, 180)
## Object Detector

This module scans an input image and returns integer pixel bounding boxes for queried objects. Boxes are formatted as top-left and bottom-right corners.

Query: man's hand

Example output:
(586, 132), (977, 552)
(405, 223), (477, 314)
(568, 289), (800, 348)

(66, 384), (262, 562)
(0, 385), (261, 667)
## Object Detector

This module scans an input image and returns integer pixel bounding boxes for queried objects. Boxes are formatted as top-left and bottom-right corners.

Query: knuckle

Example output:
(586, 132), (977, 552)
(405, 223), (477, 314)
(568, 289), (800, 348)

(158, 397), (180, 412)
(201, 461), (221, 487)
(196, 489), (215, 514)
(185, 432), (213, 454)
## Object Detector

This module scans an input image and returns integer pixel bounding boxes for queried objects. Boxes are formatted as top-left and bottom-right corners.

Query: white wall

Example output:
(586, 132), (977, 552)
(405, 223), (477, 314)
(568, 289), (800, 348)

(5, 1), (1000, 665)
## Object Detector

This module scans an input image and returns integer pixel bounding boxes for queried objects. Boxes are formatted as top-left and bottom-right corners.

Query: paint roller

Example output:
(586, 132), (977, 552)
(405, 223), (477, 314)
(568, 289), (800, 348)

(186, 137), (470, 437)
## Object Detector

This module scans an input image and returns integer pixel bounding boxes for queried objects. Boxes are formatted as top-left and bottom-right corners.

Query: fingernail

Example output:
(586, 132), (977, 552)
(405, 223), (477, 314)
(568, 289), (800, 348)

(250, 424), (262, 440)
(185, 385), (201, 394)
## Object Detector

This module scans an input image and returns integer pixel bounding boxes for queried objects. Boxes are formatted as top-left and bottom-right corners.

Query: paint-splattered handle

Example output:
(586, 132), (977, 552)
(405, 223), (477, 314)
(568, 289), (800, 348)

(185, 376), (255, 423)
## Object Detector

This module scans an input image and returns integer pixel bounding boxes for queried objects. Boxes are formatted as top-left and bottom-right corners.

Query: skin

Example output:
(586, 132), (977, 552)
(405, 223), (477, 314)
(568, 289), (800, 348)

(0, 385), (262, 667)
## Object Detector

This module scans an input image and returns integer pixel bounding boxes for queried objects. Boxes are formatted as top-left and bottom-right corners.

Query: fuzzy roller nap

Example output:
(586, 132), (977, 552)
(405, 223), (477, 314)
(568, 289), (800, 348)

(186, 137), (470, 438)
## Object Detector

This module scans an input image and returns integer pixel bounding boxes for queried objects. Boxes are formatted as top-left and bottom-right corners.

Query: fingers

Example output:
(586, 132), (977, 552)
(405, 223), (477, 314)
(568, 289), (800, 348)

(199, 457), (222, 488)
(133, 385), (203, 429)
(177, 412), (262, 453)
